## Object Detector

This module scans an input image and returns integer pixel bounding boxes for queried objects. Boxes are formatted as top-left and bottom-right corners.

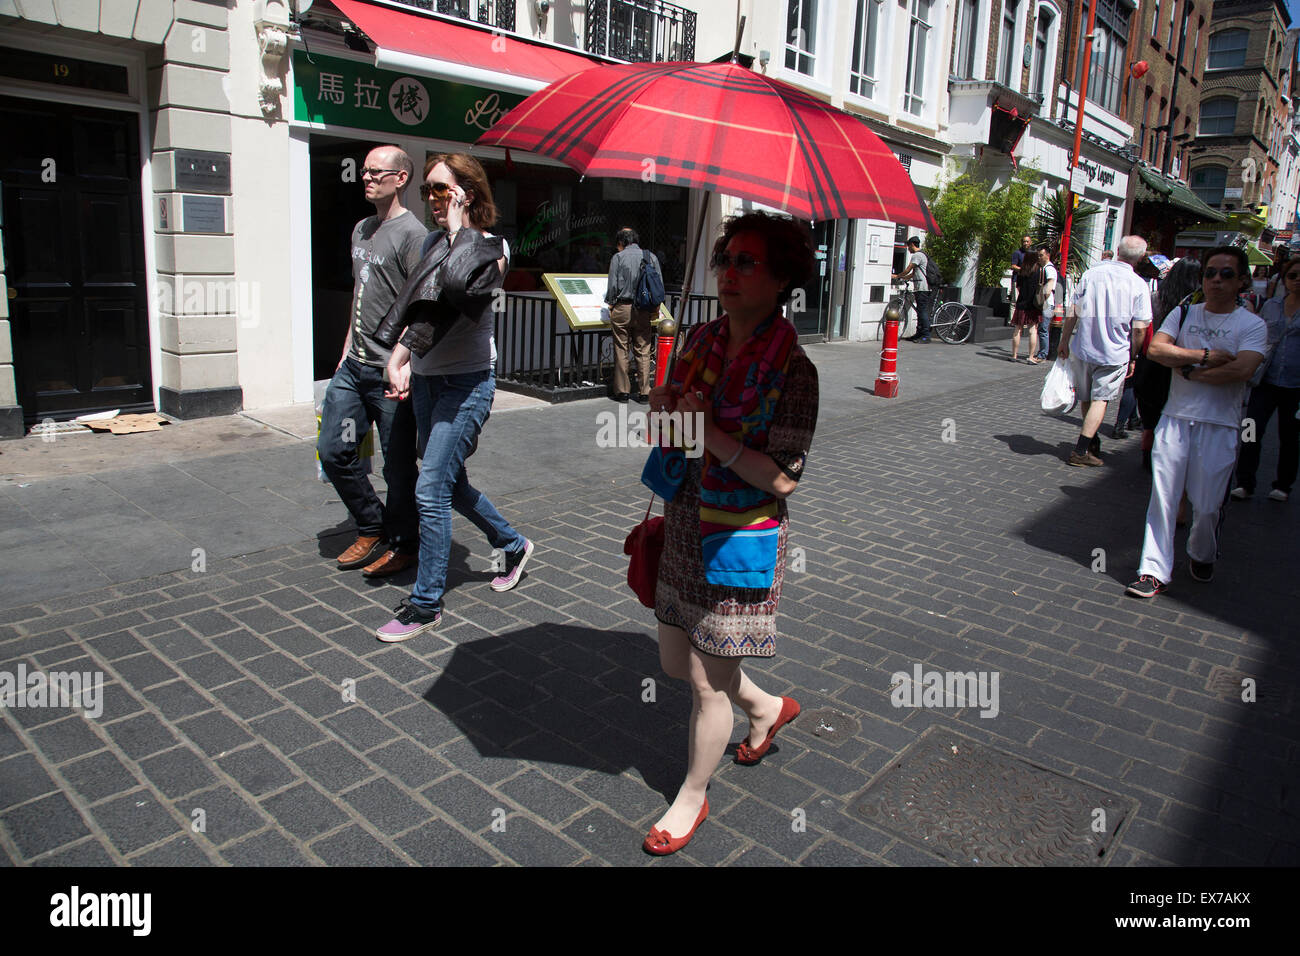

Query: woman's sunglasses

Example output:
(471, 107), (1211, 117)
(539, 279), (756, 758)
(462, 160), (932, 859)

(419, 182), (452, 200)
(710, 252), (764, 275)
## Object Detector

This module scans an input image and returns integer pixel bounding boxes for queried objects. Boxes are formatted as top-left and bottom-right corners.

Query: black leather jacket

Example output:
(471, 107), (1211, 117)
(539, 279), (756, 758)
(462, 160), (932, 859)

(374, 227), (506, 358)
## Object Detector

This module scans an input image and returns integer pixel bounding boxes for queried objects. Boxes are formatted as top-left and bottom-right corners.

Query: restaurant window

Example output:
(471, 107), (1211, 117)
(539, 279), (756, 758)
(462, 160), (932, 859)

(850, 0), (884, 97)
(1207, 30), (1248, 70)
(1191, 165), (1227, 206)
(786, 0), (819, 76)
(1198, 98), (1237, 136)
(902, 0), (933, 116)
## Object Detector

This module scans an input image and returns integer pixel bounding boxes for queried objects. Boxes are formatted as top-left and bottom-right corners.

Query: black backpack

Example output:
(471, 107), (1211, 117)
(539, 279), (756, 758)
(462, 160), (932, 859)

(923, 253), (943, 291)
(634, 250), (665, 310)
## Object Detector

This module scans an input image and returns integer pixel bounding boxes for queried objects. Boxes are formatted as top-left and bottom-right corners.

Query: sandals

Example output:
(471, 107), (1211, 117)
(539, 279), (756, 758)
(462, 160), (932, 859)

(735, 696), (800, 765)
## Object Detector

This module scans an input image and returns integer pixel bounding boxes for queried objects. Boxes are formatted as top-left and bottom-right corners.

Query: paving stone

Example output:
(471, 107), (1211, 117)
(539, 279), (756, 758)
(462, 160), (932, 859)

(221, 829), (312, 866)
(29, 716), (105, 764)
(1, 790), (91, 858)
(264, 626), (329, 659)
(249, 709), (327, 756)
(85, 630), (149, 661)
(292, 740), (373, 793)
(395, 818), (496, 866)
(210, 680), (280, 721)
(209, 630), (275, 662)
(138, 746), (217, 800)
(340, 777), (432, 836)
(131, 836), (215, 866)
(323, 708), (399, 752)
(90, 791), (181, 855)
(367, 740), (451, 789)
(217, 745), (298, 797)
(110, 653), (181, 690)
(261, 783), (349, 840)
(174, 710), (251, 758)
(290, 605), (355, 634)
(148, 629), (211, 662)
(141, 680), (213, 721)
(310, 824), (407, 866)
(422, 774), (509, 831)
(497, 769), (590, 825)
(60, 750), (140, 804)
(105, 712), (180, 761)
(32, 839), (119, 867)
(280, 677), (351, 720)
(177, 786), (267, 847)
(477, 813), (586, 866)
(179, 609), (240, 638)
(351, 675), (417, 715)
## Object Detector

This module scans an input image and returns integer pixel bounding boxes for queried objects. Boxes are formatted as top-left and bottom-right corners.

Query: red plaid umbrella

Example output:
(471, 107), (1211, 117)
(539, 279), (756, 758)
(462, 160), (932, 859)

(478, 60), (936, 229)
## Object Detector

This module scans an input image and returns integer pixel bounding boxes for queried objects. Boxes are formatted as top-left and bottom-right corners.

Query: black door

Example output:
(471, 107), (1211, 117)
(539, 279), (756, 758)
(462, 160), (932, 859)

(1, 95), (152, 423)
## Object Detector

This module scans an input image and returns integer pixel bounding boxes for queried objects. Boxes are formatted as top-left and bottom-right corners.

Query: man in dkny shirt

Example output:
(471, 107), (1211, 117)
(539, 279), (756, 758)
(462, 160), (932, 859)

(317, 145), (428, 577)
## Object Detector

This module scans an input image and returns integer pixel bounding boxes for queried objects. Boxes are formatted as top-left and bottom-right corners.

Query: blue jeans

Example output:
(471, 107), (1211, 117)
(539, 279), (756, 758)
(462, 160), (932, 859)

(1035, 311), (1051, 359)
(913, 290), (933, 337)
(408, 369), (526, 612)
(317, 358), (418, 551)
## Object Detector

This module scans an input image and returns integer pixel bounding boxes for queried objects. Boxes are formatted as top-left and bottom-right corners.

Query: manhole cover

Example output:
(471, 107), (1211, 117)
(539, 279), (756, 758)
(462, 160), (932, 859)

(801, 707), (859, 743)
(1205, 666), (1291, 713)
(854, 729), (1135, 866)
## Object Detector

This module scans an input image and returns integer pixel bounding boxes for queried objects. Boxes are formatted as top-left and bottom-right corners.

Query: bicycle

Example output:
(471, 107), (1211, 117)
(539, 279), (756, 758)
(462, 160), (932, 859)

(879, 280), (920, 341)
(929, 300), (974, 344)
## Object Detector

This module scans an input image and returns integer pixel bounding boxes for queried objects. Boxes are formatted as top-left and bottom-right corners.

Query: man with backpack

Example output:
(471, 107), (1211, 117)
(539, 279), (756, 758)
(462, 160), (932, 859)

(605, 227), (663, 402)
(892, 236), (937, 343)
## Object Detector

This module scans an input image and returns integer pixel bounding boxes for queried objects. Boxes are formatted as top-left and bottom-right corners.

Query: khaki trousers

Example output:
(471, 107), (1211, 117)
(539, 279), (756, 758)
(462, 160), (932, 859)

(609, 302), (655, 395)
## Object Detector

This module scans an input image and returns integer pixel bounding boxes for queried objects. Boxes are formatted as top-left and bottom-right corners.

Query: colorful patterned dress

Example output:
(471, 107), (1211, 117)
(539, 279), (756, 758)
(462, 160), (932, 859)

(654, 346), (819, 658)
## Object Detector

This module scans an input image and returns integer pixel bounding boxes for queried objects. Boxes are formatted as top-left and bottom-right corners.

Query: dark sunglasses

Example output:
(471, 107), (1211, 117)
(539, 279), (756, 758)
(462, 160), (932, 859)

(1285, 272), (1300, 281)
(419, 181), (453, 200)
(710, 251), (764, 275)
(1202, 267), (1239, 280)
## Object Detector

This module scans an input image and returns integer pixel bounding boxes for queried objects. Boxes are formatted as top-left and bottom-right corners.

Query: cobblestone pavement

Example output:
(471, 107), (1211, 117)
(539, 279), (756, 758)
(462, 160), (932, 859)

(1, 343), (1295, 866)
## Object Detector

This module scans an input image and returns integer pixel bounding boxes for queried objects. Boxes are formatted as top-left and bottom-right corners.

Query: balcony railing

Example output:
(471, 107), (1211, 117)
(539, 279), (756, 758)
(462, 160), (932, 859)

(586, 0), (696, 63)
(389, 0), (516, 33)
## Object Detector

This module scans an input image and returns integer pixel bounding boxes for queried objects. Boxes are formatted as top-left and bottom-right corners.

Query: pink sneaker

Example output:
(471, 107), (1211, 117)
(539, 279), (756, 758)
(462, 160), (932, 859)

(376, 603), (440, 642)
(491, 539), (534, 592)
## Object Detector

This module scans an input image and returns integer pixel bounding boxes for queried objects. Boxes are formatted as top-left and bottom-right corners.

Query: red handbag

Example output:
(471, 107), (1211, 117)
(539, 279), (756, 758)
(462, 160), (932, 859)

(623, 496), (663, 608)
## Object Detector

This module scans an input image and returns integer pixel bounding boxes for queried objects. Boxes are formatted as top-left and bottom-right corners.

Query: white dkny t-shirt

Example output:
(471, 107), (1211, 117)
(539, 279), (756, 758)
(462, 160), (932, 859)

(1158, 303), (1268, 428)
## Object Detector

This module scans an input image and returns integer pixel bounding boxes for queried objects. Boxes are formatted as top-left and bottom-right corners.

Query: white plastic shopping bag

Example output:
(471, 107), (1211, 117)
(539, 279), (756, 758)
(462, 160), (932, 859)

(1040, 358), (1076, 415)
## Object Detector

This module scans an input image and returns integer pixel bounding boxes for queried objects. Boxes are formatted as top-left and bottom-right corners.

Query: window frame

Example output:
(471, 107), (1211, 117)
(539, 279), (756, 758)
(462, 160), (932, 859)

(902, 0), (934, 117)
(1190, 164), (1228, 206)
(784, 0), (821, 79)
(1031, 2), (1060, 98)
(1198, 97), (1237, 136)
(848, 0), (886, 100)
(1206, 29), (1249, 70)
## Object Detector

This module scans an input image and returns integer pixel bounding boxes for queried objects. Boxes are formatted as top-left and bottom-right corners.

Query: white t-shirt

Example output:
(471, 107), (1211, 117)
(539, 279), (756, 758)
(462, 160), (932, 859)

(1069, 260), (1153, 366)
(1040, 263), (1058, 308)
(1158, 303), (1268, 428)
(909, 251), (930, 292)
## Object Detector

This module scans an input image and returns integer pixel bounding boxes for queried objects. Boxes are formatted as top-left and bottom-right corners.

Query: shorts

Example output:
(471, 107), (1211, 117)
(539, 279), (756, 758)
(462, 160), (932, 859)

(1069, 357), (1126, 402)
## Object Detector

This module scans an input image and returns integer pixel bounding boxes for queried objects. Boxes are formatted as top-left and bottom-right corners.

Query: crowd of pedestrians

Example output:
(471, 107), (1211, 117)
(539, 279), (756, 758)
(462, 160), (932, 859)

(311, 142), (1288, 853)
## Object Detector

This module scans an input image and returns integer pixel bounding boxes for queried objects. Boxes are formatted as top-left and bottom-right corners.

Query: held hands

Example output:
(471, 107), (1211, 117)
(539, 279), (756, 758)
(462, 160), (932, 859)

(384, 360), (411, 401)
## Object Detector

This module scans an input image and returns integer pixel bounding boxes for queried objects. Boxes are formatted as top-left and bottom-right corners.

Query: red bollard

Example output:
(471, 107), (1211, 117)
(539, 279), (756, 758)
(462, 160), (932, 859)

(874, 301), (902, 398)
(654, 317), (677, 388)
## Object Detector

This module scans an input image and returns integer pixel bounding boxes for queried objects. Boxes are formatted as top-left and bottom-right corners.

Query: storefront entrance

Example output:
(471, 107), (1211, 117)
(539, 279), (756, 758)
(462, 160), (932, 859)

(791, 219), (853, 341)
(1, 95), (152, 423)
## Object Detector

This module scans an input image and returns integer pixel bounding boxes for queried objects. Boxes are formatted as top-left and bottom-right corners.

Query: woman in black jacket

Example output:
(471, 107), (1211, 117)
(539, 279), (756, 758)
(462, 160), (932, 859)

(374, 154), (533, 641)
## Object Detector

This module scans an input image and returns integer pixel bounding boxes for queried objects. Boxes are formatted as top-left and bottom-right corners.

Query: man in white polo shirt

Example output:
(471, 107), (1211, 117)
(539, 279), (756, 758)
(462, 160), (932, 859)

(1126, 246), (1267, 597)
(1057, 235), (1154, 466)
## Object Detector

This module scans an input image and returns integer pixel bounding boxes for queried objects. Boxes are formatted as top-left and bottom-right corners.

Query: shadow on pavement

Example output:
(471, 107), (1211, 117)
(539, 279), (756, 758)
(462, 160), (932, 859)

(422, 622), (690, 799)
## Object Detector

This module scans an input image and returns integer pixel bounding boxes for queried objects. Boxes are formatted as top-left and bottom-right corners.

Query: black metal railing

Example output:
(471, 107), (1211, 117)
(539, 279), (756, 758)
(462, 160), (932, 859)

(585, 0), (696, 62)
(390, 0), (516, 32)
(495, 291), (718, 399)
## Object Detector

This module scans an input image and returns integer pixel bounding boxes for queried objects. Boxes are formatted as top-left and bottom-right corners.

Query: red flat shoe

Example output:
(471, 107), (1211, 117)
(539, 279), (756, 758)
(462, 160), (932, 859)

(643, 799), (709, 856)
(735, 696), (800, 765)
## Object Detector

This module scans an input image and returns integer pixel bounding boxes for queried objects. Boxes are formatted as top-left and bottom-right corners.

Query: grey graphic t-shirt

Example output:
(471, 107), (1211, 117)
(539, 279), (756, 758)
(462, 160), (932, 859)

(348, 210), (428, 367)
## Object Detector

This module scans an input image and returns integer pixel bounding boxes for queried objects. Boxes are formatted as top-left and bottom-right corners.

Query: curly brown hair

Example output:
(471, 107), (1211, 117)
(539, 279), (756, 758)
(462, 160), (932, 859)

(423, 153), (498, 229)
(711, 211), (815, 305)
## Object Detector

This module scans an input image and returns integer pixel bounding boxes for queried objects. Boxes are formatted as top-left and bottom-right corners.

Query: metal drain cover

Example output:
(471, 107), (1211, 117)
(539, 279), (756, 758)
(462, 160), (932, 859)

(854, 729), (1135, 866)
(801, 707), (859, 743)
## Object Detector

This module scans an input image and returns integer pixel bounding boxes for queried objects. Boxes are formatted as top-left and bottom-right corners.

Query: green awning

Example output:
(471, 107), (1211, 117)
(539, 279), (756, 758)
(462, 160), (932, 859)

(1246, 243), (1271, 266)
(1134, 166), (1227, 223)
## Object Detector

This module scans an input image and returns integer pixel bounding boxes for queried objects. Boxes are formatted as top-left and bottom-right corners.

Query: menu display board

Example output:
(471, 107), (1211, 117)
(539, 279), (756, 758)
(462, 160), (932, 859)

(542, 274), (671, 331)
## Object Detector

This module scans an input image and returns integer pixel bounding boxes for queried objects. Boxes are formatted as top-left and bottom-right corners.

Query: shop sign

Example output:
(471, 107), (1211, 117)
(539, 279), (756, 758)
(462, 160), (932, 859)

(1074, 158), (1117, 190)
(292, 51), (524, 140)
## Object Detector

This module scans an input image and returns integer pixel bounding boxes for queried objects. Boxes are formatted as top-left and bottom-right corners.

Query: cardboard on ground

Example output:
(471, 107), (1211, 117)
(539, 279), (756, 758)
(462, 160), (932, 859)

(84, 413), (169, 434)
(542, 273), (672, 331)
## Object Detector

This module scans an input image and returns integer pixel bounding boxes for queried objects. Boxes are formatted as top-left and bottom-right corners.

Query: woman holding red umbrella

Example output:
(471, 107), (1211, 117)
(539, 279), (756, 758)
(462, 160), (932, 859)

(641, 212), (819, 855)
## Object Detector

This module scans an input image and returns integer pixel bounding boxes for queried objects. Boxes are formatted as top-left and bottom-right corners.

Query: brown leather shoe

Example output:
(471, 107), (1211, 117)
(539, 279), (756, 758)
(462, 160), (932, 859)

(337, 534), (386, 570)
(361, 549), (418, 578)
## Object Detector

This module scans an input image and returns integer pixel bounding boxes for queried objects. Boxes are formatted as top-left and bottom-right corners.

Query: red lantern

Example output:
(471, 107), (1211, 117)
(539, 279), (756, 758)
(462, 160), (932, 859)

(1131, 61), (1149, 79)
